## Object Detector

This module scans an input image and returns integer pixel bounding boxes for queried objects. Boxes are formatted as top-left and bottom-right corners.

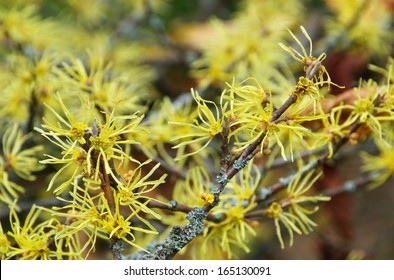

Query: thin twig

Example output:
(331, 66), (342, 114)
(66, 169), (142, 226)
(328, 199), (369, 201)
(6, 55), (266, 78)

(245, 171), (377, 219)
(99, 157), (116, 215)
(219, 123), (231, 173)
(256, 121), (363, 203)
(141, 147), (187, 180)
(147, 200), (218, 222)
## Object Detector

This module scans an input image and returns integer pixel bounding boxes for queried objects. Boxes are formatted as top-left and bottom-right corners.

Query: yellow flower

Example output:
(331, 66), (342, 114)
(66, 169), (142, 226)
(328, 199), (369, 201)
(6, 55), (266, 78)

(0, 5), (58, 50)
(0, 223), (11, 259)
(361, 140), (394, 188)
(50, 186), (109, 258)
(313, 106), (354, 158)
(338, 80), (394, 138)
(226, 86), (313, 160)
(280, 26), (343, 113)
(50, 157), (166, 256)
(138, 96), (198, 169)
(117, 161), (166, 220)
(101, 192), (159, 251)
(287, 165), (330, 204)
(39, 144), (88, 194)
(171, 89), (225, 160)
(279, 26), (330, 82)
(265, 202), (301, 249)
(2, 124), (44, 180)
(191, 0), (303, 88)
(175, 165), (212, 207)
(0, 165), (24, 207)
(36, 95), (144, 193)
(224, 77), (268, 116)
(202, 199), (257, 259)
(265, 168), (329, 249)
(38, 94), (94, 145)
(200, 192), (215, 205)
(56, 51), (146, 115)
(85, 111), (144, 183)
(0, 124), (43, 205)
(227, 89), (275, 147)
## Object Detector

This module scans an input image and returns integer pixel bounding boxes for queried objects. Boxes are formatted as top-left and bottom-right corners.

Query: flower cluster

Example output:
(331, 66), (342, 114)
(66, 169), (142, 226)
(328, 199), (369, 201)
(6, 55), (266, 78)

(5, 204), (65, 260)
(50, 180), (162, 257)
(28, 95), (166, 258)
(35, 95), (144, 194)
(192, 0), (304, 89)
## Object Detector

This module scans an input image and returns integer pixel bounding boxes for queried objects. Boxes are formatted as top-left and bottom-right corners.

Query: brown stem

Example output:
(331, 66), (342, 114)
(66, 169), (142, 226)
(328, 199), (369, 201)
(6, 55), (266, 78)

(99, 157), (116, 215)
(271, 93), (299, 122)
(98, 158), (123, 259)
(220, 123), (231, 172)
(148, 151), (187, 180)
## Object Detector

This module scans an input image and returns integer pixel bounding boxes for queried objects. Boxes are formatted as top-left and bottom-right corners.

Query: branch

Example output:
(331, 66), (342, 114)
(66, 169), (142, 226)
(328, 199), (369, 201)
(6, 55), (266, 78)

(150, 75), (318, 259)
(219, 123), (231, 173)
(147, 200), (218, 222)
(140, 147), (187, 180)
(147, 62), (323, 259)
(321, 172), (377, 197)
(245, 171), (378, 219)
(99, 157), (116, 214)
(256, 121), (363, 203)
(0, 197), (66, 220)
(99, 155), (121, 260)
(266, 147), (324, 170)
(153, 208), (207, 260)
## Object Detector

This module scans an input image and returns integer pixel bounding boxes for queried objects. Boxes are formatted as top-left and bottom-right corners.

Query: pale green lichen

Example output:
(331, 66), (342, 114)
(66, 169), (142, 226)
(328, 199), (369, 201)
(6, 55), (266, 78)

(233, 157), (249, 170)
(153, 207), (207, 260)
(216, 174), (229, 185)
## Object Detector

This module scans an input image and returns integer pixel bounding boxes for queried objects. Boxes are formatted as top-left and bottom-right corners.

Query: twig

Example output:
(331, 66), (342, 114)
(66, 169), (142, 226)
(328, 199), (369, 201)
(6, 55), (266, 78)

(147, 200), (218, 222)
(0, 197), (66, 220)
(256, 121), (363, 203)
(204, 94), (300, 212)
(271, 93), (299, 121)
(150, 66), (323, 259)
(219, 123), (231, 173)
(138, 146), (187, 180)
(267, 147), (324, 170)
(245, 171), (377, 219)
(98, 157), (125, 260)
(99, 157), (116, 215)
(321, 172), (377, 197)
